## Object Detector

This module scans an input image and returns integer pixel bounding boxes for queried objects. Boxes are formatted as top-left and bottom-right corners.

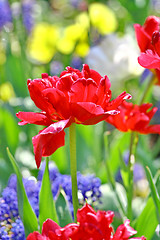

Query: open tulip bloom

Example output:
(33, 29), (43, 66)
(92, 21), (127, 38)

(134, 15), (160, 84)
(16, 64), (131, 168)
(27, 203), (146, 240)
(106, 100), (160, 134)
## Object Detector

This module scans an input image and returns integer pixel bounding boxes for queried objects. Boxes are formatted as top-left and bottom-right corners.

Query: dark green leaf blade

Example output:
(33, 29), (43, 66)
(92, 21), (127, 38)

(7, 148), (38, 237)
(39, 157), (58, 231)
(145, 166), (160, 222)
(134, 197), (158, 239)
(56, 190), (73, 227)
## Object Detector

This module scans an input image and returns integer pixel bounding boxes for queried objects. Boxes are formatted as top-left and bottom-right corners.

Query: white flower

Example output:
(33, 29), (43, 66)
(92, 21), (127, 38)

(85, 33), (143, 90)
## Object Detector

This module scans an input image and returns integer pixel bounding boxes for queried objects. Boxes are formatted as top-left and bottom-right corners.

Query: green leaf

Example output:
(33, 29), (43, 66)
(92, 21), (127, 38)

(119, 150), (128, 188)
(118, 0), (150, 24)
(134, 197), (158, 239)
(56, 190), (73, 227)
(145, 166), (160, 222)
(109, 132), (130, 174)
(7, 148), (38, 237)
(39, 157), (58, 231)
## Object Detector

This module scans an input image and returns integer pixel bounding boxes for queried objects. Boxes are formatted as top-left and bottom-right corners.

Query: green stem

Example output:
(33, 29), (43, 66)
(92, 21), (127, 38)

(104, 132), (126, 219)
(69, 123), (79, 222)
(139, 74), (155, 105)
(127, 132), (138, 220)
(105, 160), (126, 219)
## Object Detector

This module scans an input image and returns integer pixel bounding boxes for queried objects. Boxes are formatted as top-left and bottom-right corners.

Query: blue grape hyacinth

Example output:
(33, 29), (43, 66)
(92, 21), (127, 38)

(22, 0), (35, 33)
(0, 0), (12, 30)
(0, 162), (102, 239)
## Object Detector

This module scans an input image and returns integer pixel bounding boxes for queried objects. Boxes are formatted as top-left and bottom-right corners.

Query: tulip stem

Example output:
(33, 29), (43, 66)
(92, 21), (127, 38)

(69, 123), (79, 222)
(127, 132), (138, 220)
(139, 74), (155, 104)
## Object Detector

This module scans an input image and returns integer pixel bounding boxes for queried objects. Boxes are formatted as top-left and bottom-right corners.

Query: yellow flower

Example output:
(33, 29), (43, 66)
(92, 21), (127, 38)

(75, 42), (89, 57)
(0, 82), (15, 102)
(76, 12), (90, 30)
(57, 22), (89, 56)
(89, 3), (117, 35)
(27, 23), (58, 64)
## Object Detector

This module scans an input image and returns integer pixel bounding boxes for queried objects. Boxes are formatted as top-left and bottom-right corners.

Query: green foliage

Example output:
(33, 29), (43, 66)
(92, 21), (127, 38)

(7, 148), (38, 237)
(117, 0), (150, 24)
(134, 197), (158, 239)
(56, 191), (73, 227)
(39, 157), (58, 231)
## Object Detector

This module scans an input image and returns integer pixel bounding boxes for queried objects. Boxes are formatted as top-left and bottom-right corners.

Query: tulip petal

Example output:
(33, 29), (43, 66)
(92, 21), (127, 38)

(43, 88), (71, 119)
(16, 112), (53, 126)
(138, 50), (160, 69)
(27, 232), (44, 240)
(106, 91), (132, 111)
(82, 64), (102, 84)
(134, 24), (153, 52)
(28, 79), (56, 115)
(71, 102), (119, 125)
(42, 219), (60, 237)
(70, 79), (97, 103)
(96, 76), (111, 106)
(107, 111), (128, 132)
(113, 220), (137, 239)
(32, 119), (71, 168)
(141, 125), (160, 134)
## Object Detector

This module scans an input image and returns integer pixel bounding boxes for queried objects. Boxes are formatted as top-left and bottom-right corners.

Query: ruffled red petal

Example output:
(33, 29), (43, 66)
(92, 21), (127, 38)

(16, 112), (53, 126)
(32, 119), (71, 168)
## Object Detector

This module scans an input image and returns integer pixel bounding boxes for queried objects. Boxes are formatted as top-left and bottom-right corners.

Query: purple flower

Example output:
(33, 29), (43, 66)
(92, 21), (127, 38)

(0, 0), (12, 30)
(0, 163), (102, 238)
(22, 0), (35, 33)
(50, 61), (64, 76)
(71, 56), (83, 70)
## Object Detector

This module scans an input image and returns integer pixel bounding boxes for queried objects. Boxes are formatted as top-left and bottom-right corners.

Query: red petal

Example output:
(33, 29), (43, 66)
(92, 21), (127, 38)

(32, 119), (71, 168)
(56, 74), (73, 93)
(113, 220), (137, 239)
(77, 203), (96, 223)
(26, 232), (44, 240)
(106, 111), (128, 132)
(106, 92), (132, 111)
(141, 125), (160, 134)
(96, 76), (111, 106)
(138, 50), (160, 69)
(42, 219), (60, 237)
(143, 16), (160, 36)
(71, 102), (119, 125)
(70, 79), (97, 103)
(82, 64), (102, 84)
(127, 113), (149, 130)
(152, 31), (160, 56)
(28, 79), (55, 115)
(60, 66), (83, 80)
(134, 24), (152, 52)
(16, 112), (53, 126)
(43, 88), (71, 119)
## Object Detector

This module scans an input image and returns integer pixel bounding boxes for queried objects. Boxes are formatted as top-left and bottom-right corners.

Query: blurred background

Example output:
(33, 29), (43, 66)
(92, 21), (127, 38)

(0, 0), (160, 199)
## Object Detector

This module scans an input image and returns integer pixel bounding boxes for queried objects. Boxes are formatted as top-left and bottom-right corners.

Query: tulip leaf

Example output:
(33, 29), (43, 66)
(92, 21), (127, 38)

(134, 197), (158, 239)
(109, 132), (130, 174)
(7, 148), (38, 237)
(39, 157), (58, 231)
(56, 190), (73, 227)
(119, 150), (128, 188)
(145, 166), (160, 222)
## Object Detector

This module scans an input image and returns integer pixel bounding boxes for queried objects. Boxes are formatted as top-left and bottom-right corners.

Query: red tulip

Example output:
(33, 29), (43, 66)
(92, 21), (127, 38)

(106, 100), (160, 134)
(134, 16), (160, 52)
(134, 16), (160, 84)
(16, 64), (131, 168)
(27, 203), (146, 240)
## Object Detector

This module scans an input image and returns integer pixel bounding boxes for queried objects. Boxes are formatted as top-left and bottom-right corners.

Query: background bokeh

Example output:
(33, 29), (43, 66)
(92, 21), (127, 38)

(0, 0), (160, 216)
